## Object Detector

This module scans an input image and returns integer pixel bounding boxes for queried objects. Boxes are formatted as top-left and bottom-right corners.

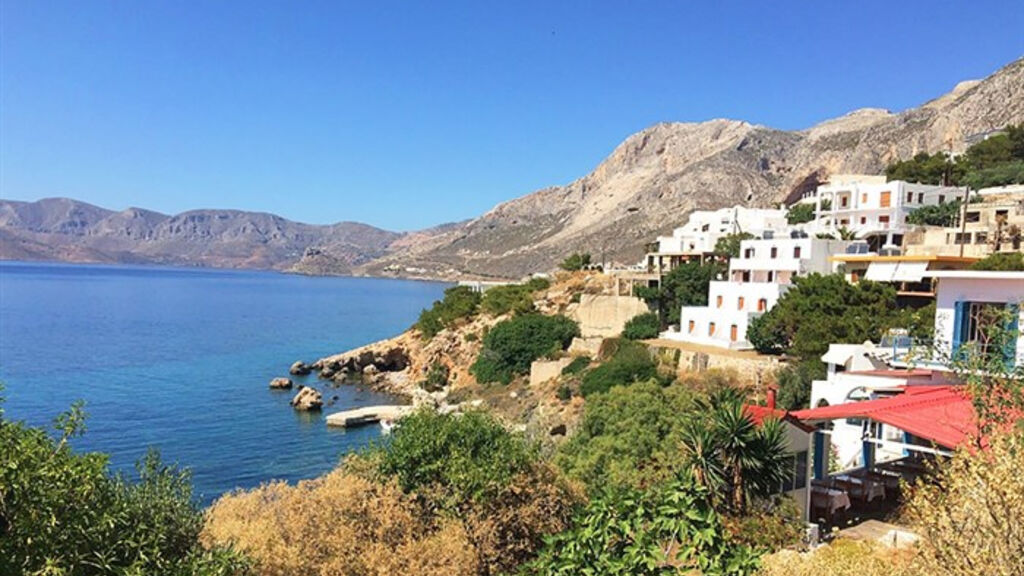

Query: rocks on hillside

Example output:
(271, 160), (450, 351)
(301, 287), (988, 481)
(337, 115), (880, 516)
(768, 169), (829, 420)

(289, 361), (312, 376)
(269, 377), (293, 390)
(290, 386), (323, 411)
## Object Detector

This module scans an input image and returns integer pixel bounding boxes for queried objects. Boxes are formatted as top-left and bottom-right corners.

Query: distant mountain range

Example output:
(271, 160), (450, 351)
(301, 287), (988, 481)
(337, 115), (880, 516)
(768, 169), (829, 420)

(3, 57), (1023, 279)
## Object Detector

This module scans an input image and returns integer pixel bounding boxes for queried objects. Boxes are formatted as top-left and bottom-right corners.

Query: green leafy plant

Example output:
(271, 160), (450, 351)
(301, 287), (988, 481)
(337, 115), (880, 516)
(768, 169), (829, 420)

(635, 260), (725, 326)
(558, 252), (591, 271)
(622, 312), (661, 340)
(560, 355), (591, 375)
(479, 277), (549, 317)
(471, 314), (579, 384)
(714, 232), (756, 259)
(579, 339), (660, 397)
(970, 251), (1024, 271)
(415, 285), (482, 339)
(420, 361), (450, 392)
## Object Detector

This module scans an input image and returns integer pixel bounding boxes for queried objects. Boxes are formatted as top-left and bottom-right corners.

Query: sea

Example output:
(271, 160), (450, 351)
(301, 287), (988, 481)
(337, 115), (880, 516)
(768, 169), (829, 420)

(0, 261), (446, 504)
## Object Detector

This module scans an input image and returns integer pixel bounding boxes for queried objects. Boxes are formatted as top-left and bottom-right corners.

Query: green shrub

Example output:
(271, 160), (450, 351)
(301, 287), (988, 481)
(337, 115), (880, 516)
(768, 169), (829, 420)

(556, 383), (573, 401)
(786, 203), (816, 225)
(420, 361), (450, 392)
(558, 252), (591, 271)
(557, 380), (696, 492)
(580, 339), (659, 397)
(415, 286), (482, 339)
(524, 478), (759, 575)
(471, 314), (579, 384)
(0, 400), (251, 576)
(376, 410), (535, 507)
(560, 355), (591, 375)
(622, 312), (660, 340)
(774, 359), (826, 411)
(714, 232), (756, 259)
(635, 260), (724, 326)
(906, 200), (963, 227)
(479, 278), (549, 317)
(464, 332), (478, 342)
(970, 251), (1024, 271)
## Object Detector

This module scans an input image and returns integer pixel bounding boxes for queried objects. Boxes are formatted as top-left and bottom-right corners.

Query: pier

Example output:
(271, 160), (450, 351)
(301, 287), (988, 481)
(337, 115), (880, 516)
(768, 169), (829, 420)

(325, 405), (412, 428)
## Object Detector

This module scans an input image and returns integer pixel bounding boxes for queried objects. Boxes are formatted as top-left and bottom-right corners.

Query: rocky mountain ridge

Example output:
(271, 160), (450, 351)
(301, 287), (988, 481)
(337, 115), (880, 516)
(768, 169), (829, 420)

(4, 57), (1022, 278)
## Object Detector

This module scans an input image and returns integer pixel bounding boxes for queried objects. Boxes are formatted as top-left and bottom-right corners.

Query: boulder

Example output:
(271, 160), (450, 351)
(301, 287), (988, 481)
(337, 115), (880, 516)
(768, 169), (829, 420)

(290, 386), (323, 411)
(269, 377), (293, 390)
(363, 364), (380, 376)
(289, 361), (312, 376)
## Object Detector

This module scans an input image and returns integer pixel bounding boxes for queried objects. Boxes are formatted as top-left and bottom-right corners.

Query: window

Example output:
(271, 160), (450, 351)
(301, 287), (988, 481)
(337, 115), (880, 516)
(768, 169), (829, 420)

(793, 246), (802, 258)
(716, 295), (723, 308)
(688, 320), (695, 333)
(708, 322), (716, 336)
(880, 191), (891, 207)
(730, 324), (738, 342)
(954, 301), (1017, 362)
(767, 271), (775, 282)
(770, 247), (778, 258)
(965, 211), (980, 223)
(737, 297), (745, 310)
(918, 193), (924, 203)
(906, 191), (913, 203)
(939, 195), (945, 204)
(781, 451), (809, 492)
(744, 248), (754, 258)
(757, 298), (767, 312)
(879, 215), (890, 227)
(975, 232), (987, 244)
(860, 216), (867, 225)
(840, 218), (849, 226)
(841, 196), (849, 208)
(861, 193), (868, 203)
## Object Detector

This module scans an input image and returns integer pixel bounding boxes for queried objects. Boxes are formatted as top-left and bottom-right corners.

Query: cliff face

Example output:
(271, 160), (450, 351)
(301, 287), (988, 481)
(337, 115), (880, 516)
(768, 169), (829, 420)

(0, 198), (400, 272)
(358, 57), (1024, 279)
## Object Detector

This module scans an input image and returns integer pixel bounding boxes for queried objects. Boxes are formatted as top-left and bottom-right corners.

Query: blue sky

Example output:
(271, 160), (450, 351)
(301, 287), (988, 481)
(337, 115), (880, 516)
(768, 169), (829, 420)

(2, 1), (1022, 231)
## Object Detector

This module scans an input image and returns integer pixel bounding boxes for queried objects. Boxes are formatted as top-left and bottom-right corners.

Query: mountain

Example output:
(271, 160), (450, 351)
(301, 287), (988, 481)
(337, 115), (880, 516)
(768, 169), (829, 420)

(356, 57), (1024, 280)
(0, 198), (400, 273)
(4, 58), (1023, 279)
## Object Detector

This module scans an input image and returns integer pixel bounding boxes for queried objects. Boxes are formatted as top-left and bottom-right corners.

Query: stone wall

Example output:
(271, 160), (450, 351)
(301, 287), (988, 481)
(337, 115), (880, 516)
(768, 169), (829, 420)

(570, 294), (650, 338)
(529, 357), (574, 387)
(669, 347), (782, 386)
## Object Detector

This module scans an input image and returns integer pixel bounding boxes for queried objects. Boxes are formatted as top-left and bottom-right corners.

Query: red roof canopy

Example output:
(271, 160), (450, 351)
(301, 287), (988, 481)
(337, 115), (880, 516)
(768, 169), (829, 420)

(791, 386), (977, 449)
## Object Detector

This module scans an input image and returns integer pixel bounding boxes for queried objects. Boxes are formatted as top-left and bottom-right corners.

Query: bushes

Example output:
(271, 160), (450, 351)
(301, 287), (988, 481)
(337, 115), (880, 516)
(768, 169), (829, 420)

(622, 312), (660, 340)
(479, 277), (549, 317)
(558, 252), (591, 271)
(579, 339), (659, 397)
(416, 286), (482, 339)
(560, 355), (590, 375)
(471, 314), (579, 384)
(906, 200), (962, 227)
(525, 478), (759, 576)
(635, 260), (724, 326)
(420, 361), (450, 392)
(203, 410), (582, 576)
(970, 251), (1024, 271)
(0, 402), (249, 576)
(773, 359), (825, 411)
(557, 380), (696, 493)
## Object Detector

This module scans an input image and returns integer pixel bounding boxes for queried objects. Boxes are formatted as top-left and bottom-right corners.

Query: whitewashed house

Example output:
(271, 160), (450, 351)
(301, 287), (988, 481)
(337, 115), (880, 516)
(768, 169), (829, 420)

(662, 235), (851, 349)
(646, 206), (789, 274)
(927, 270), (1024, 367)
(798, 174), (964, 251)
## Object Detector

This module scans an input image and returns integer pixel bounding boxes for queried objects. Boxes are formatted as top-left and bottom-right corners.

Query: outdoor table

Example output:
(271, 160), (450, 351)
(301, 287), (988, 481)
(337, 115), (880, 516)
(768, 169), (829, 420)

(811, 486), (851, 514)
(835, 475), (885, 502)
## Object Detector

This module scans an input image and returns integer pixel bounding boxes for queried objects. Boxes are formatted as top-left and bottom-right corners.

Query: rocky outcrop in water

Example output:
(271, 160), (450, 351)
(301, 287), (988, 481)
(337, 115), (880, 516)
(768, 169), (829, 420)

(269, 377), (293, 390)
(289, 361), (312, 376)
(290, 386), (323, 411)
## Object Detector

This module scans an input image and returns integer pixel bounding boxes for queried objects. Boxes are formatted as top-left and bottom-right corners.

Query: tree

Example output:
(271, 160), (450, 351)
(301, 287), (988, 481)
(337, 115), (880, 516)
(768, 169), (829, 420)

(622, 312), (660, 340)
(906, 200), (963, 227)
(524, 479), (760, 576)
(714, 232), (755, 259)
(970, 251), (1024, 271)
(885, 151), (964, 185)
(0, 399), (250, 576)
(774, 359), (826, 411)
(680, 389), (791, 513)
(479, 278), (549, 317)
(636, 260), (725, 326)
(786, 203), (815, 225)
(747, 274), (907, 360)
(962, 160), (1024, 189)
(471, 314), (579, 384)
(558, 252), (591, 271)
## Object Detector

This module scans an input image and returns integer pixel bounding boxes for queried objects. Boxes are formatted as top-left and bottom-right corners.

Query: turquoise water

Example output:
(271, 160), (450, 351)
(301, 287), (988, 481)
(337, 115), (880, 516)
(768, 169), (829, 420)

(0, 261), (446, 503)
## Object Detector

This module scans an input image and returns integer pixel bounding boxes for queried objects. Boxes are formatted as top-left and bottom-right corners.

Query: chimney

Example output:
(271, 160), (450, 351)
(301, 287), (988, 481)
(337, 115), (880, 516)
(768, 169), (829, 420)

(766, 387), (777, 410)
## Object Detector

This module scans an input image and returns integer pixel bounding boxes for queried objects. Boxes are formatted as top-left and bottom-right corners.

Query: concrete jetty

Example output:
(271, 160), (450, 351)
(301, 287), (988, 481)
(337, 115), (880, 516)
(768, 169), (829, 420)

(325, 405), (412, 428)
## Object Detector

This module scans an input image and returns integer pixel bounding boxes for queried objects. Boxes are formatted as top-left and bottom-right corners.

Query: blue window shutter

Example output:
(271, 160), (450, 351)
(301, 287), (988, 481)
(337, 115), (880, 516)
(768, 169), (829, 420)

(1005, 304), (1020, 367)
(951, 301), (967, 358)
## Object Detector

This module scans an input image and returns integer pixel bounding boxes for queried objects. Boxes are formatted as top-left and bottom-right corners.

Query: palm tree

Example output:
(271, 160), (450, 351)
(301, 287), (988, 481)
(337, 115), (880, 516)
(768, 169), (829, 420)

(711, 400), (757, 511)
(678, 418), (724, 497)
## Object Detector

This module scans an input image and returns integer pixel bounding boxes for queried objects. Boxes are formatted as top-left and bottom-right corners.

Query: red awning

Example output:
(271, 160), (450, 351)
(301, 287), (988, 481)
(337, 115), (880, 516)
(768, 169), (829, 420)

(791, 386), (977, 449)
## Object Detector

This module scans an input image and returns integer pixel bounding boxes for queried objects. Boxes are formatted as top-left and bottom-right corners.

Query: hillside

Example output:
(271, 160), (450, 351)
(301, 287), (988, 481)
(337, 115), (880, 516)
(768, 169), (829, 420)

(358, 57), (1024, 279)
(0, 198), (400, 272)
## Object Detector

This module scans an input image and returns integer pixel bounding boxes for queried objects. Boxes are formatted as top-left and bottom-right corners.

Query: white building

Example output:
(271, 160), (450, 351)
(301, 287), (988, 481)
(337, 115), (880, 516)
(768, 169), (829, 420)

(646, 206), (789, 274)
(798, 174), (965, 251)
(662, 235), (851, 349)
(927, 271), (1024, 367)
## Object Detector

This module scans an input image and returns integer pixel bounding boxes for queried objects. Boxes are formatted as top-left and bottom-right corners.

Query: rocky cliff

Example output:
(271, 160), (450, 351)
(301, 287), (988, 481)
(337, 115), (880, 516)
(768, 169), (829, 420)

(357, 57), (1024, 279)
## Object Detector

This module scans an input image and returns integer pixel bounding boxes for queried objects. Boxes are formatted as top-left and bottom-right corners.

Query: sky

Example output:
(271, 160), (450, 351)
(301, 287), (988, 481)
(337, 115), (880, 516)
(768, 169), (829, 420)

(2, 1), (1022, 231)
